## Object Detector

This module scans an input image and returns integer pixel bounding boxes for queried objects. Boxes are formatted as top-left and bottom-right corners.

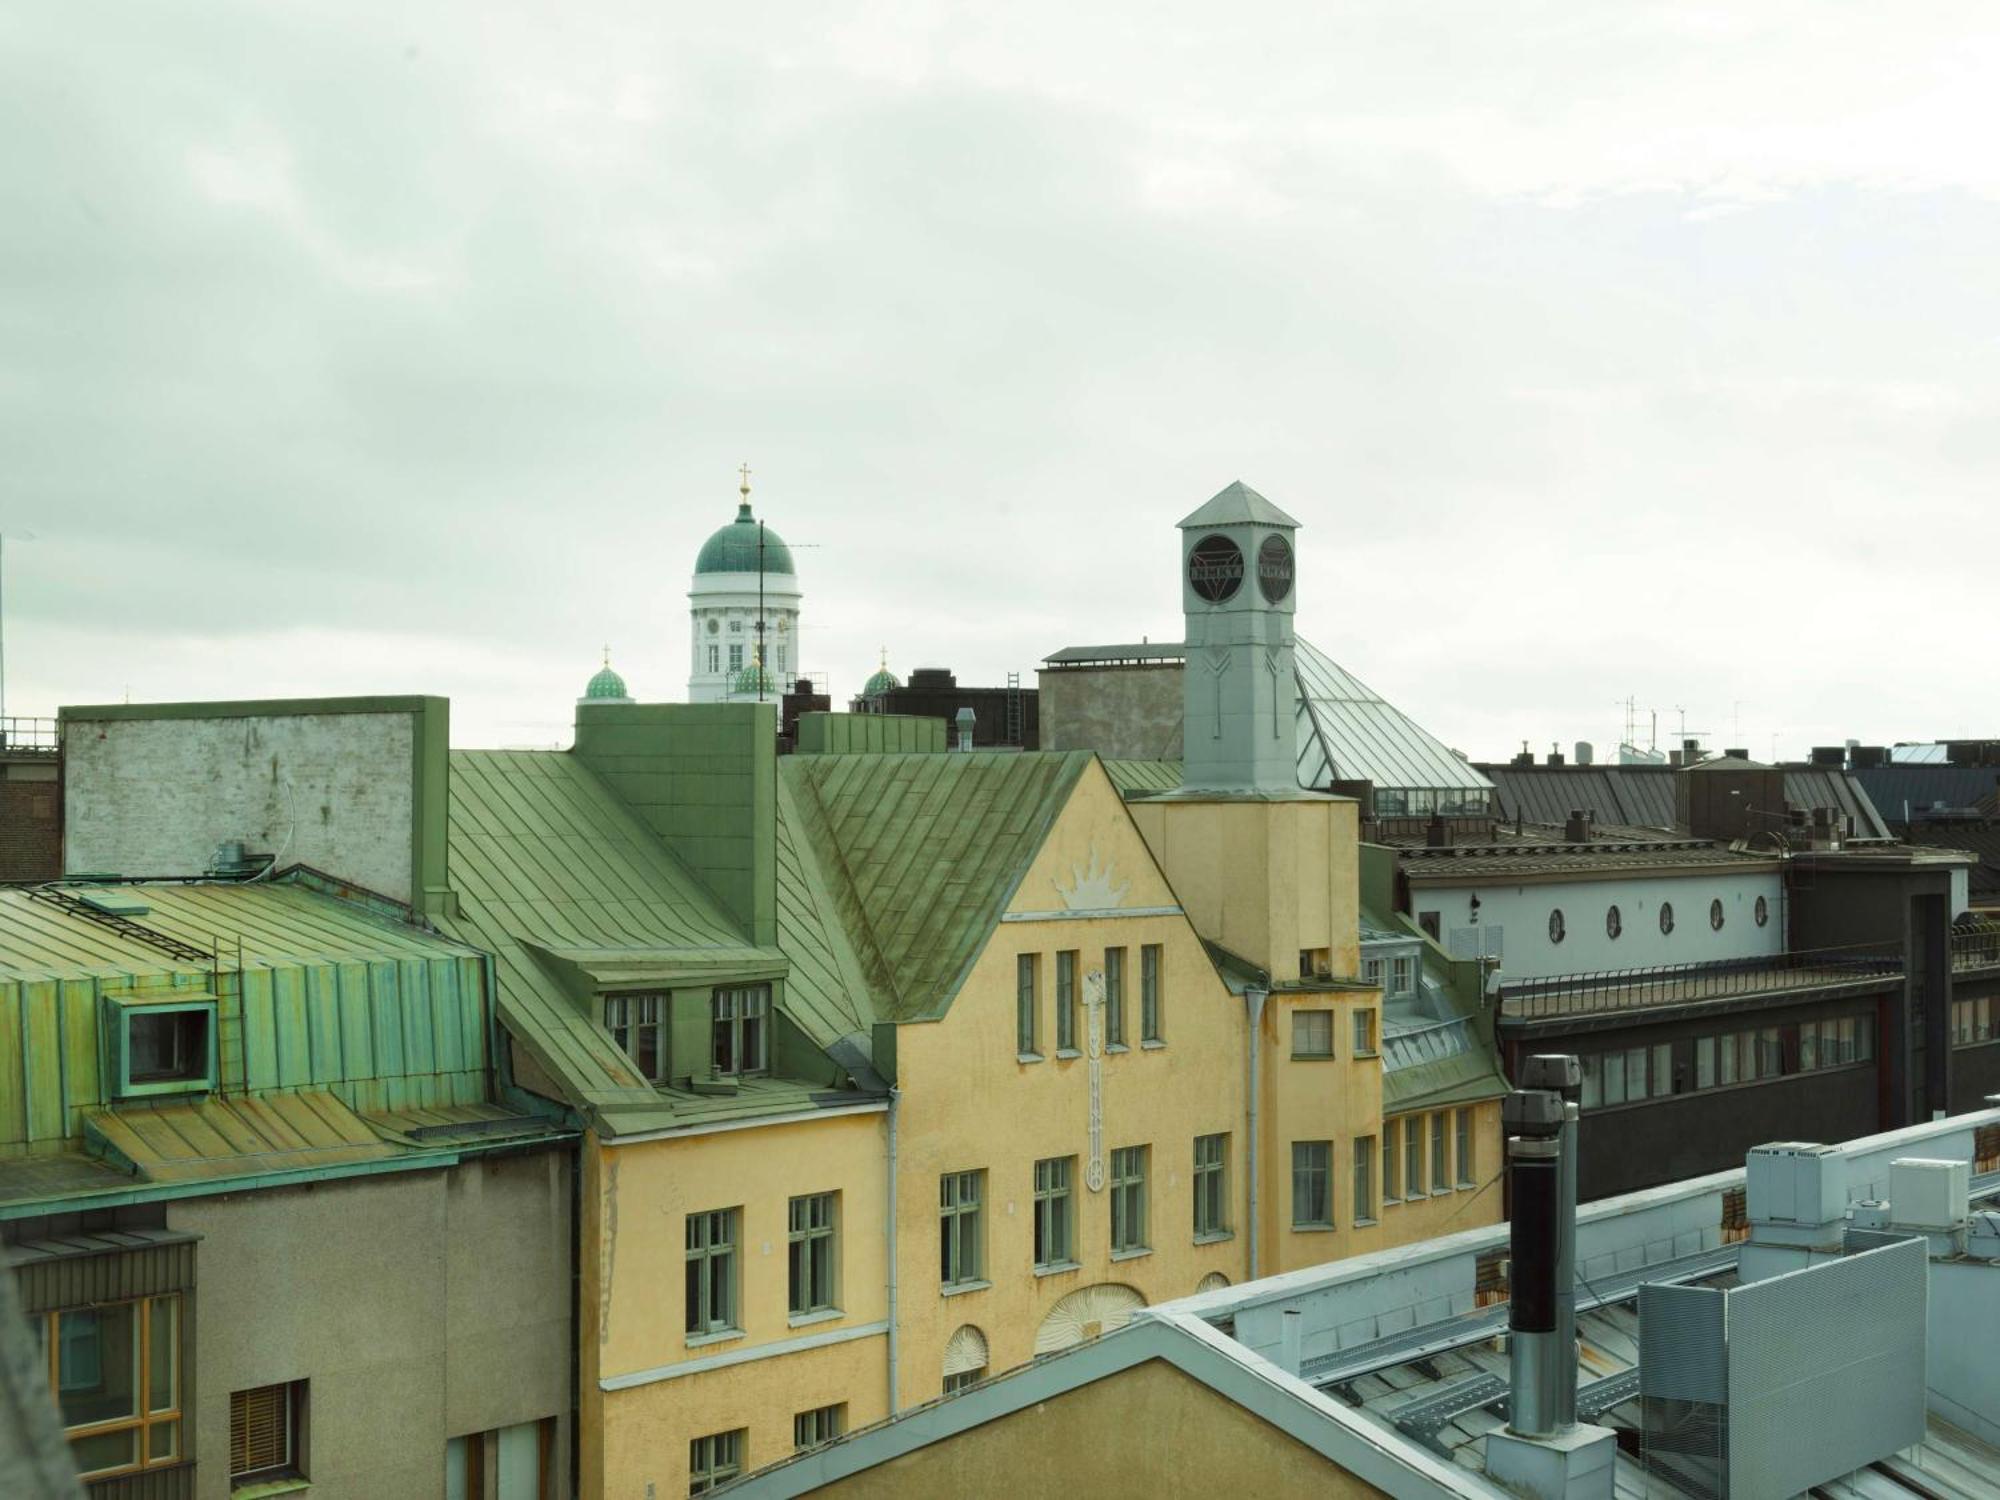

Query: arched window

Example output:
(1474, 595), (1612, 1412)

(1548, 909), (1566, 945)
(942, 1324), (988, 1395)
(1755, 895), (1770, 927)
(1710, 898), (1725, 932)
(1659, 902), (1675, 936)
(1606, 905), (1622, 940)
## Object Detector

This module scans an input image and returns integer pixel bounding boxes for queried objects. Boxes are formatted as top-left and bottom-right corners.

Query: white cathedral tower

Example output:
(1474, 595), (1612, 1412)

(687, 468), (804, 703)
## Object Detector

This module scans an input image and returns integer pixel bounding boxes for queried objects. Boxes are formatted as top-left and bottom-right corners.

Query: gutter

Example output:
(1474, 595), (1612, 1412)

(1246, 985), (1268, 1280)
(886, 1086), (902, 1417)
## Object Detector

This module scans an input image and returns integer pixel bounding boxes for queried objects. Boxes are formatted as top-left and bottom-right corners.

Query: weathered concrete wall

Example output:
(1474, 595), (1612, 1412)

(1037, 666), (1183, 761)
(813, 1357), (1385, 1499)
(63, 708), (418, 899)
(170, 1149), (570, 1500)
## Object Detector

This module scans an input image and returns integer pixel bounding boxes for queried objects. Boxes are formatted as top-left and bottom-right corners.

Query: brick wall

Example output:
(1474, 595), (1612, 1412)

(0, 766), (60, 882)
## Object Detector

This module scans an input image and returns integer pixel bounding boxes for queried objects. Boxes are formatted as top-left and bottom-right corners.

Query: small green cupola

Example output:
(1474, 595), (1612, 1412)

(729, 663), (778, 698)
(862, 649), (900, 698)
(580, 648), (634, 705)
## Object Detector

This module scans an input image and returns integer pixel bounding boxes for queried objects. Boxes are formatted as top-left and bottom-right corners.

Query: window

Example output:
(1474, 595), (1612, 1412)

(788, 1193), (838, 1316)
(728, 617), (742, 633)
(1659, 902), (1675, 935)
(1140, 945), (1163, 1042)
(1710, 898), (1726, 932)
(1110, 1146), (1149, 1254)
(605, 993), (664, 1082)
(939, 1171), (984, 1286)
(1418, 911), (1442, 941)
(711, 985), (769, 1076)
(447, 1417), (557, 1500)
(707, 644), (719, 673)
(1606, 905), (1622, 940)
(728, 644), (744, 673)
(1651, 1042), (1673, 1097)
(1955, 998), (1995, 1046)
(1033, 1157), (1076, 1268)
(1353, 1008), (1378, 1056)
(1291, 1010), (1334, 1058)
(685, 1209), (739, 1337)
(1696, 1035), (1716, 1088)
(1382, 1119), (1400, 1203)
(1291, 1142), (1332, 1228)
(1362, 956), (1384, 989)
(1016, 955), (1039, 1056)
(1755, 895), (1770, 927)
(1056, 951), (1078, 1052)
(129, 1009), (210, 1085)
(942, 1325), (989, 1395)
(40, 1293), (182, 1480)
(1548, 909), (1566, 945)
(943, 1368), (983, 1395)
(1390, 955), (1414, 996)
(231, 1381), (305, 1487)
(1104, 947), (1127, 1046)
(1353, 1136), (1376, 1221)
(1404, 1116), (1424, 1196)
(1455, 1108), (1474, 1187)
(793, 1404), (845, 1452)
(1193, 1133), (1229, 1238)
(1430, 1113), (1447, 1191)
(689, 1429), (743, 1494)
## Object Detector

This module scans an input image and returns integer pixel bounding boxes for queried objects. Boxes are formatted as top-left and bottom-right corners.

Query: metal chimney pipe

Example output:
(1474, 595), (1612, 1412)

(1502, 1088), (1566, 1440)
(954, 706), (976, 752)
(1279, 1309), (1303, 1377)
(1521, 1055), (1582, 1430)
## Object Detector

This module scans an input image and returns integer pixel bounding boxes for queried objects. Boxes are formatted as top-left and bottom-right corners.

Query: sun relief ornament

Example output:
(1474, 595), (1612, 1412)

(1052, 841), (1129, 911)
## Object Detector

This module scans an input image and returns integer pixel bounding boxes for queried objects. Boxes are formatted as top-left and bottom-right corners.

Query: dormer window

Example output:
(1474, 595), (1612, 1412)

(605, 993), (666, 1083)
(106, 999), (217, 1099)
(712, 986), (770, 1077)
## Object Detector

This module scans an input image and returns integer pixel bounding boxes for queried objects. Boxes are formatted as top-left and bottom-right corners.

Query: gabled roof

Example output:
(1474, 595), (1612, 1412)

(1177, 479), (1302, 531)
(782, 751), (1094, 1021)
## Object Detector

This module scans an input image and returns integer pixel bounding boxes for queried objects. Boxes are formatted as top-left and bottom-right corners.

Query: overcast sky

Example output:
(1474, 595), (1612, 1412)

(5, 3), (1997, 757)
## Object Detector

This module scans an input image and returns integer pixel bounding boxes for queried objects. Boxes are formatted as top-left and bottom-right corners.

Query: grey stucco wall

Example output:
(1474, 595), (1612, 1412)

(64, 712), (416, 899)
(1037, 666), (1184, 760)
(168, 1150), (570, 1500)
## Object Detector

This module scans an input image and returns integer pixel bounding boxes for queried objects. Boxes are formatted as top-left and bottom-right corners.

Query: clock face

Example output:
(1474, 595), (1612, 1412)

(1257, 534), (1294, 604)
(1187, 533), (1244, 603)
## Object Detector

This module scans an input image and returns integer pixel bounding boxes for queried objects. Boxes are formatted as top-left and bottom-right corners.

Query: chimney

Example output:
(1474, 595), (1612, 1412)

(1512, 740), (1534, 769)
(1547, 742), (1564, 767)
(954, 706), (976, 752)
(1425, 813), (1449, 847)
(1519, 1056), (1581, 1429)
(1563, 809), (1591, 844)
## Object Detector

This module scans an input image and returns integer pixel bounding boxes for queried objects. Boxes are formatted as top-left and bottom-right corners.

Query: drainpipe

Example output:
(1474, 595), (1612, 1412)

(1245, 986), (1269, 1280)
(885, 1086), (901, 1417)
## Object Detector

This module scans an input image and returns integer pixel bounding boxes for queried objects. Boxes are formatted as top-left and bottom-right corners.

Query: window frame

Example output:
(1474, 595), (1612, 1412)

(685, 1208), (741, 1339)
(230, 1379), (306, 1488)
(1193, 1133), (1229, 1239)
(1109, 1145), (1150, 1254)
(1016, 954), (1040, 1058)
(604, 991), (666, 1083)
(1055, 950), (1079, 1053)
(42, 1292), (184, 1482)
(787, 1192), (839, 1318)
(1352, 1135), (1376, 1222)
(1032, 1156), (1077, 1270)
(1140, 945), (1164, 1043)
(710, 985), (770, 1077)
(1382, 1119), (1400, 1204)
(1103, 947), (1126, 1047)
(939, 1170), (986, 1288)
(1430, 1112), (1448, 1194)
(689, 1428), (744, 1494)
(1455, 1108), (1474, 1187)
(1290, 1009), (1334, 1059)
(1291, 1140), (1333, 1229)
(106, 999), (218, 1100)
(1404, 1116), (1424, 1196)
(792, 1403), (845, 1453)
(1352, 1007), (1378, 1057)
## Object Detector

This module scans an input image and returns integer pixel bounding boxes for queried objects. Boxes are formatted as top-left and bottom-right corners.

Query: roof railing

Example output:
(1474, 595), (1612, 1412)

(1498, 941), (1905, 1021)
(0, 717), (59, 754)
(1953, 927), (2000, 975)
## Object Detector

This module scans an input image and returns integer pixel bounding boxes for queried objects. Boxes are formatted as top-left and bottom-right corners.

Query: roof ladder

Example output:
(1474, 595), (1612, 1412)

(1005, 672), (1023, 746)
(25, 886), (215, 965)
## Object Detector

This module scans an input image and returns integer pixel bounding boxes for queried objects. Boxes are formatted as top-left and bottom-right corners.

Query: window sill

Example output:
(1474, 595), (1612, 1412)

(685, 1327), (746, 1351)
(1431, 1189), (1453, 1199)
(232, 1479), (310, 1500)
(1110, 1246), (1153, 1262)
(1455, 1182), (1476, 1192)
(941, 1279), (991, 1299)
(1353, 1217), (1379, 1228)
(1290, 1054), (1338, 1063)
(1353, 1049), (1380, 1060)
(1055, 1048), (1082, 1060)
(1140, 1040), (1166, 1051)
(1016, 1052), (1044, 1064)
(788, 1308), (844, 1330)
(1291, 1224), (1337, 1234)
(1105, 1042), (1130, 1053)
(1033, 1260), (1082, 1278)
(1193, 1230), (1235, 1246)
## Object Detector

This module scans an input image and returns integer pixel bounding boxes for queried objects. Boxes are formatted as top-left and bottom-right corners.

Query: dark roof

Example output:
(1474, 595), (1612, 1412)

(1476, 762), (1892, 840)
(1900, 821), (2000, 896)
(1854, 766), (2000, 824)
(1042, 643), (1186, 667)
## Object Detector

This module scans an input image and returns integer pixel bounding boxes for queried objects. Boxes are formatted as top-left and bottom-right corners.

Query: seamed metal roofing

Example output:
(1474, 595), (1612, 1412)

(1479, 763), (1892, 840)
(1294, 639), (1493, 797)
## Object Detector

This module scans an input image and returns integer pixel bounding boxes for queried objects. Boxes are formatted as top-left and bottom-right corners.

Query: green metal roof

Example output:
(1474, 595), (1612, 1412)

(1177, 479), (1300, 531)
(782, 750), (1094, 1022)
(1102, 759), (1184, 796)
(695, 503), (796, 575)
(862, 668), (900, 696)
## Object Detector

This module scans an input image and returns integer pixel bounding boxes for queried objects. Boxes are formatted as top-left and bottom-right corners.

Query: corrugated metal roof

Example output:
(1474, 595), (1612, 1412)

(1294, 640), (1493, 796)
(1479, 763), (1893, 841)
(784, 750), (1093, 1022)
(1856, 766), (2000, 823)
(1101, 759), (1183, 795)
(85, 1090), (396, 1181)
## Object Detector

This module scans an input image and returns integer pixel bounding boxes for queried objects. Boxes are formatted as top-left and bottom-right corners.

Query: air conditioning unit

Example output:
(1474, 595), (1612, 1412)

(1889, 1158), (1969, 1231)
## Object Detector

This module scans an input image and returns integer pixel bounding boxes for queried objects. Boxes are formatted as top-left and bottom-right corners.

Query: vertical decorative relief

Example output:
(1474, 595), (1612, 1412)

(1085, 967), (1106, 1191)
(1207, 651), (1230, 738)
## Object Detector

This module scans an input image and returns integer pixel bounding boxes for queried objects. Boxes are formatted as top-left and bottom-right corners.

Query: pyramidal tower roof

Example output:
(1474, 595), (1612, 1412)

(1177, 480), (1301, 531)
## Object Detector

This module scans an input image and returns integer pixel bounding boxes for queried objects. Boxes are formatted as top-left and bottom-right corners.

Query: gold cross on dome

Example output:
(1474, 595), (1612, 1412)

(602, 643), (611, 667)
(738, 462), (752, 497)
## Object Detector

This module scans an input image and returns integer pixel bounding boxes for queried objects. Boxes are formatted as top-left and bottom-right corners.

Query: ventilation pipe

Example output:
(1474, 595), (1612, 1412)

(1502, 1086), (1568, 1439)
(954, 706), (976, 752)
(1520, 1054), (1581, 1429)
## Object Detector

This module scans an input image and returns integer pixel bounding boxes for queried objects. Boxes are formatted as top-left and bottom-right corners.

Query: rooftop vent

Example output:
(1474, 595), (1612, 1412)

(1564, 809), (1593, 844)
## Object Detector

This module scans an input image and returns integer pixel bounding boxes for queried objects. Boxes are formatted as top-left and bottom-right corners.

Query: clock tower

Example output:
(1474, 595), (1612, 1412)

(1177, 480), (1302, 795)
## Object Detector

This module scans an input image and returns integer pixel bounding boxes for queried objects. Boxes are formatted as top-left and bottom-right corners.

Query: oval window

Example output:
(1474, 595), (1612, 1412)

(1659, 902), (1675, 936)
(1548, 909), (1566, 944)
(1257, 534), (1295, 604)
(1710, 898), (1725, 932)
(1606, 905), (1622, 940)
(1755, 895), (1769, 927)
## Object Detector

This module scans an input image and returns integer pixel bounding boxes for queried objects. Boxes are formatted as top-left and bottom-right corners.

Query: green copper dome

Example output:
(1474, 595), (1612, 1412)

(730, 663), (778, 696)
(583, 652), (632, 702)
(862, 666), (900, 696)
(695, 503), (796, 576)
